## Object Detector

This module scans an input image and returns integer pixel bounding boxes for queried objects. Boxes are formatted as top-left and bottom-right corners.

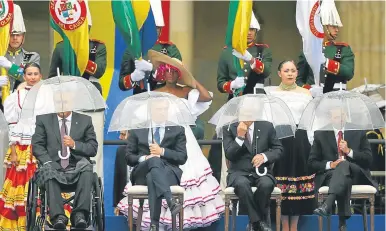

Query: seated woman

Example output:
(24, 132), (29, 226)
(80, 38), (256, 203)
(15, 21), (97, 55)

(117, 50), (225, 230)
(264, 60), (315, 231)
(0, 63), (42, 231)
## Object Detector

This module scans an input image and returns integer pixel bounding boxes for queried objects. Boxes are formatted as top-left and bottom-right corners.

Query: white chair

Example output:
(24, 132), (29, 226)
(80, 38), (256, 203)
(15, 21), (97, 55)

(317, 185), (377, 231)
(126, 185), (185, 231)
(224, 187), (282, 231)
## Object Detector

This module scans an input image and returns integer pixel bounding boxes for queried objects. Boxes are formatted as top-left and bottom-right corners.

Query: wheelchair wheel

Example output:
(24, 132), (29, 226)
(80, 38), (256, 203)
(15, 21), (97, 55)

(93, 173), (105, 231)
(26, 178), (38, 231)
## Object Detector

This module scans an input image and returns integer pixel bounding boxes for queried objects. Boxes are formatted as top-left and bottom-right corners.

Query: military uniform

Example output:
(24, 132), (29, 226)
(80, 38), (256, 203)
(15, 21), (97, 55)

(296, 41), (354, 93)
(118, 40), (182, 94)
(48, 39), (107, 94)
(217, 43), (272, 100)
(5, 48), (40, 91)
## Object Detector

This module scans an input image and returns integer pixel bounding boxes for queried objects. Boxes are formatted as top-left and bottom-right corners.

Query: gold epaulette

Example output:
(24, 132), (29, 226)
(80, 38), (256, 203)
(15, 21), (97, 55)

(157, 40), (174, 45)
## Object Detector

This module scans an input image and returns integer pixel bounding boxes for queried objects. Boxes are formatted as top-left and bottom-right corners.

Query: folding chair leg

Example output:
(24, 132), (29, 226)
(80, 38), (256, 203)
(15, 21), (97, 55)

(370, 196), (375, 231)
(362, 200), (368, 231)
(276, 199), (281, 231)
(224, 196), (230, 231)
(327, 216), (331, 231)
(231, 200), (238, 231)
(136, 200), (144, 231)
(128, 196), (134, 231)
(318, 195), (323, 231)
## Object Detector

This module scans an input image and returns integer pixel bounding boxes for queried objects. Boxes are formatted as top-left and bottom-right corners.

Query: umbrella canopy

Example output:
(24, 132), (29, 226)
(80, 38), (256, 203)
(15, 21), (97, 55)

(108, 91), (196, 132)
(209, 94), (297, 139)
(298, 90), (385, 132)
(19, 76), (106, 122)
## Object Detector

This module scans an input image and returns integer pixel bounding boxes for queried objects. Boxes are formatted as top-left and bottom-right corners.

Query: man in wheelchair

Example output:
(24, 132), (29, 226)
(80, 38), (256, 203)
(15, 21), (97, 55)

(31, 110), (98, 230)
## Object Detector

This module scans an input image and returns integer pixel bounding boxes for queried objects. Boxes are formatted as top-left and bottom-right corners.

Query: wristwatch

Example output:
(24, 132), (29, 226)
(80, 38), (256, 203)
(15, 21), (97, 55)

(237, 136), (245, 140)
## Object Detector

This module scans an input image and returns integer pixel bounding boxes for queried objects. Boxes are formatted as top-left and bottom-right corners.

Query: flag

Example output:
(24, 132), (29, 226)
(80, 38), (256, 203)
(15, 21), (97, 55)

(112, 0), (157, 59)
(224, 0), (252, 96)
(49, 0), (89, 76)
(296, 0), (324, 86)
(0, 0), (13, 104)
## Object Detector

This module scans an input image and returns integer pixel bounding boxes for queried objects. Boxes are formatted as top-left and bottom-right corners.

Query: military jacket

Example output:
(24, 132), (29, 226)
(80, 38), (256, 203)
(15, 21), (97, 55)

(5, 48), (40, 91)
(217, 43), (272, 99)
(296, 41), (355, 93)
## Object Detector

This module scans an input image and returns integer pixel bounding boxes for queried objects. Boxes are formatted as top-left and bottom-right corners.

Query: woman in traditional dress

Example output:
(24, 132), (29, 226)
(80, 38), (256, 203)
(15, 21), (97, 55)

(0, 63), (42, 231)
(264, 60), (316, 231)
(118, 50), (225, 230)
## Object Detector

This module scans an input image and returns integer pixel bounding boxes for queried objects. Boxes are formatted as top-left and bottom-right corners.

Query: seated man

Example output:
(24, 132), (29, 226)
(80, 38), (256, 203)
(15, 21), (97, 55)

(308, 107), (377, 231)
(126, 99), (187, 231)
(222, 100), (283, 231)
(32, 111), (98, 229)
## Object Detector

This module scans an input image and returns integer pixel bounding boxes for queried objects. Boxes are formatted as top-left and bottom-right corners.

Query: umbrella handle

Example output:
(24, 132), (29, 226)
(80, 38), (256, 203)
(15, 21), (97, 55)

(256, 167), (267, 176)
(58, 148), (71, 160)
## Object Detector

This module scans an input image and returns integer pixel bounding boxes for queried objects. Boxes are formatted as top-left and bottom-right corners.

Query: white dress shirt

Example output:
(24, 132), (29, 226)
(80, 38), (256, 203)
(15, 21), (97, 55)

(57, 113), (75, 149)
(138, 124), (166, 163)
(235, 123), (268, 163)
(325, 128), (353, 170)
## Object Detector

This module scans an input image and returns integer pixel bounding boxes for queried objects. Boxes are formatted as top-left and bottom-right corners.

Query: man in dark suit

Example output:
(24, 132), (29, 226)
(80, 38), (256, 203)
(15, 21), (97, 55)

(32, 111), (98, 229)
(126, 99), (187, 231)
(223, 115), (283, 231)
(308, 108), (377, 231)
(113, 130), (129, 209)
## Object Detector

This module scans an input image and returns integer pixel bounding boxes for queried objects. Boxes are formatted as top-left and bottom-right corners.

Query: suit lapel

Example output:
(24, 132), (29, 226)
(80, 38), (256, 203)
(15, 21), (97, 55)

(161, 126), (171, 146)
(327, 131), (338, 157)
(52, 114), (61, 144)
(69, 113), (78, 138)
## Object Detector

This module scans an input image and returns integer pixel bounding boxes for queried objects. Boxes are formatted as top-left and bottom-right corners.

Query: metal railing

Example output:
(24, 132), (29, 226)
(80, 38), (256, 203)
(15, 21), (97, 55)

(103, 139), (385, 146)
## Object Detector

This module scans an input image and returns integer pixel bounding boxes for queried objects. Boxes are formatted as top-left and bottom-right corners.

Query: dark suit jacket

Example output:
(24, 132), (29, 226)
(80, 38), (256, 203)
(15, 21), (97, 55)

(223, 121), (284, 186)
(308, 129), (377, 189)
(126, 126), (187, 184)
(113, 146), (127, 206)
(32, 112), (98, 168)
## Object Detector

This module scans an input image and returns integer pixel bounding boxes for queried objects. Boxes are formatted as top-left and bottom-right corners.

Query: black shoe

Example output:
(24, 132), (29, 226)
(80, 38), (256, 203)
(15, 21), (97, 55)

(150, 224), (159, 231)
(169, 200), (183, 217)
(256, 221), (271, 231)
(53, 215), (68, 230)
(74, 212), (87, 229)
(313, 203), (331, 217)
(339, 224), (347, 231)
(246, 223), (254, 231)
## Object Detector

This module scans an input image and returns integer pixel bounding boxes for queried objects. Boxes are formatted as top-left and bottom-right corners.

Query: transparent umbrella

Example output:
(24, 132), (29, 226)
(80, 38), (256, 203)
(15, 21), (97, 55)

(108, 91), (196, 133)
(209, 94), (297, 139)
(298, 90), (385, 132)
(209, 94), (297, 176)
(19, 75), (106, 121)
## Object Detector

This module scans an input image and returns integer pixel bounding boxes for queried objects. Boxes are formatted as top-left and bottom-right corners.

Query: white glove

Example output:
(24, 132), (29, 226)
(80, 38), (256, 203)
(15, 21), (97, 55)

(0, 56), (12, 69)
(320, 55), (328, 65)
(135, 59), (153, 72)
(232, 49), (253, 62)
(230, 77), (245, 89)
(0, 76), (8, 87)
(131, 69), (145, 82)
(310, 85), (324, 98)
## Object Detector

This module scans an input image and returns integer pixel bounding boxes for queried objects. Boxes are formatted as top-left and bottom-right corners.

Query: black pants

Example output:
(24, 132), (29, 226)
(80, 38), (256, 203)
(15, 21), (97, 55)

(132, 158), (179, 225)
(45, 171), (93, 222)
(323, 161), (355, 217)
(230, 175), (274, 223)
(207, 134), (222, 183)
(113, 146), (127, 207)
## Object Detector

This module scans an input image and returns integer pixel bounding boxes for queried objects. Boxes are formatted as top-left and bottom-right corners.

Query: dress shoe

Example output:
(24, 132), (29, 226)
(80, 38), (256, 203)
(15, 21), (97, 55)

(150, 224), (159, 231)
(256, 221), (271, 231)
(339, 224), (347, 231)
(313, 203), (331, 217)
(53, 215), (68, 230)
(169, 200), (183, 217)
(74, 212), (87, 229)
(245, 223), (254, 231)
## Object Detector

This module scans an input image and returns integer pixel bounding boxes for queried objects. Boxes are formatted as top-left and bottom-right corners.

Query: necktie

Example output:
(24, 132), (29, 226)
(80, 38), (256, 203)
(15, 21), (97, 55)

(245, 129), (252, 146)
(337, 130), (343, 158)
(60, 118), (69, 169)
(154, 127), (161, 144)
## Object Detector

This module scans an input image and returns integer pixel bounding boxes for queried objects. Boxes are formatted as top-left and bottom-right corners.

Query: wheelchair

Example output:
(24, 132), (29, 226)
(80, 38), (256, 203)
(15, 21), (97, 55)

(26, 161), (105, 231)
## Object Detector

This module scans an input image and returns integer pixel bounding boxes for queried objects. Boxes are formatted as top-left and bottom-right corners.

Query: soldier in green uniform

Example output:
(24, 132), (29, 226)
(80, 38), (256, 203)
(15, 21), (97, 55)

(0, 4), (40, 111)
(118, 0), (182, 94)
(217, 11), (272, 100)
(296, 1), (354, 95)
(48, 11), (106, 94)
